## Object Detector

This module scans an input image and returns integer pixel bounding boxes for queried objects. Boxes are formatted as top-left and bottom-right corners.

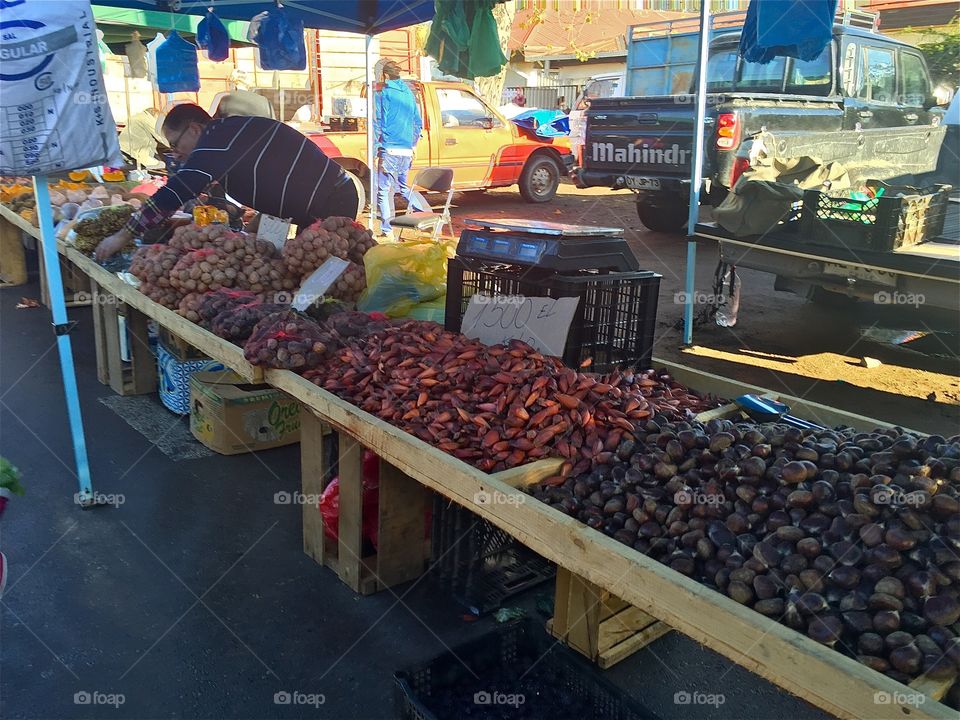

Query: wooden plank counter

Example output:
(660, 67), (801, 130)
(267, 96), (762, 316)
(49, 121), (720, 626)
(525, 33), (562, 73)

(266, 370), (954, 720)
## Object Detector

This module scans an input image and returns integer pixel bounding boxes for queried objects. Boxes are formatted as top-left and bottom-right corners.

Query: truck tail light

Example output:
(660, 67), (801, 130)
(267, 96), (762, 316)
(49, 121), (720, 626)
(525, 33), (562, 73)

(716, 112), (740, 150)
(730, 155), (751, 187)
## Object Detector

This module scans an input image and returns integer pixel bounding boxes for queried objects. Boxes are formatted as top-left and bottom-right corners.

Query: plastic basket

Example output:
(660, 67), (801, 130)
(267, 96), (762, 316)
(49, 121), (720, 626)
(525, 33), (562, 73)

(445, 259), (661, 373)
(799, 182), (952, 252)
(394, 619), (656, 720)
(430, 496), (555, 616)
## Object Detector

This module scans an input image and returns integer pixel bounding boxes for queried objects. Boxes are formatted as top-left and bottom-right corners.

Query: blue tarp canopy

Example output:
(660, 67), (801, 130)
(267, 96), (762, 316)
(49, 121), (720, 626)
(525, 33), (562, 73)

(739, 0), (837, 64)
(92, 0), (434, 34)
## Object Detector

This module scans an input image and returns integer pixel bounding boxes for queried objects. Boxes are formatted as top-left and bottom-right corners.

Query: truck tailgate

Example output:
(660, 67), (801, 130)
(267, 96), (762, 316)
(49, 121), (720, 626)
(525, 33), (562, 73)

(585, 97), (697, 180)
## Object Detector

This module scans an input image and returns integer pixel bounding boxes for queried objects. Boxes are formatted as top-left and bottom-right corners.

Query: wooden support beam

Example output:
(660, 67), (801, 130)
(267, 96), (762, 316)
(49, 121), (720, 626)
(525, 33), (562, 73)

(300, 409), (328, 565)
(0, 214), (27, 286)
(375, 460), (429, 588)
(337, 434), (364, 593)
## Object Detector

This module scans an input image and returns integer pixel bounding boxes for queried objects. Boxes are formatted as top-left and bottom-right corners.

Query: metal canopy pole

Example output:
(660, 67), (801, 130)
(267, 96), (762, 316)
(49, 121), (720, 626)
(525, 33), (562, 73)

(33, 176), (94, 505)
(684, 0), (712, 346)
(366, 34), (377, 230)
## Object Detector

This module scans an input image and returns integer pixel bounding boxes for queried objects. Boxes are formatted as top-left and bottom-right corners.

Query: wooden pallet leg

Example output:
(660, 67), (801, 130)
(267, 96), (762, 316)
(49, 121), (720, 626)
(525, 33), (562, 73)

(375, 460), (429, 589)
(0, 215), (27, 286)
(563, 568), (604, 660)
(549, 567), (672, 669)
(300, 409), (328, 565)
(100, 291), (126, 395)
(125, 306), (157, 394)
(337, 434), (365, 593)
(90, 279), (110, 386)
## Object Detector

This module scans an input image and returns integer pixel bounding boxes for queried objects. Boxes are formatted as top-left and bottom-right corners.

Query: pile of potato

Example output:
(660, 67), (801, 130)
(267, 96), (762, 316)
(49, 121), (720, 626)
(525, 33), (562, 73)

(196, 289), (262, 328)
(281, 216), (377, 283)
(128, 245), (187, 309)
(127, 224), (302, 315)
(243, 309), (333, 370)
(211, 303), (288, 344)
(328, 262), (367, 303)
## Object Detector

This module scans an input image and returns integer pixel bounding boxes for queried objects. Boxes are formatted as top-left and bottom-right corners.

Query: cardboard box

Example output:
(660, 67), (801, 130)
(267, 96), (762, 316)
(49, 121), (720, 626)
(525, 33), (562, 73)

(157, 341), (225, 415)
(189, 370), (301, 455)
(158, 326), (206, 361)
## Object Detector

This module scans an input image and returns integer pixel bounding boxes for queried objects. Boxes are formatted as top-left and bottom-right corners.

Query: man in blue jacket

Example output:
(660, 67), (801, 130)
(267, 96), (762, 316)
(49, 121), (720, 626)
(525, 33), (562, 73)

(375, 60), (429, 238)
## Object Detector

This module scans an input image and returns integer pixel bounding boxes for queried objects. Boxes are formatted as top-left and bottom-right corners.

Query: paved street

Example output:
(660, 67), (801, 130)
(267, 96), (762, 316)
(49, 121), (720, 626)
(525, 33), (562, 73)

(444, 182), (959, 434)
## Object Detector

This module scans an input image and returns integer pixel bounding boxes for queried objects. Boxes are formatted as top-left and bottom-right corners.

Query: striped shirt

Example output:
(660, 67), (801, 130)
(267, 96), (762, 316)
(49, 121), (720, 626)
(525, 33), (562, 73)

(125, 116), (351, 235)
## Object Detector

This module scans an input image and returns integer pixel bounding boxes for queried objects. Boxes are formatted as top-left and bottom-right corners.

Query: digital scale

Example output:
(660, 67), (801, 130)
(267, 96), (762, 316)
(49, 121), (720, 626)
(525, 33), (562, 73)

(457, 218), (639, 272)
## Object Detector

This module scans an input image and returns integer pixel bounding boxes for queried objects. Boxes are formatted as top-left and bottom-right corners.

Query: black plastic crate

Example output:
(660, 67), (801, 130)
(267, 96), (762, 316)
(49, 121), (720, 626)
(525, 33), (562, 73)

(445, 258), (661, 373)
(395, 618), (657, 720)
(799, 181), (952, 252)
(430, 496), (555, 616)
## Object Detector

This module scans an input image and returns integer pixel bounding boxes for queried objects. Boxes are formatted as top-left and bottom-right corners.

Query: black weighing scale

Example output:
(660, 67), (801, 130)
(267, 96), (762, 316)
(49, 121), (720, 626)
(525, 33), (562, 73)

(457, 218), (639, 272)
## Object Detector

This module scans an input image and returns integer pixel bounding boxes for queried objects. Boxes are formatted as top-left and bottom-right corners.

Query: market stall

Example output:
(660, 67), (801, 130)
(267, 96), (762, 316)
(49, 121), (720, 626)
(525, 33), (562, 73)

(4, 191), (956, 717)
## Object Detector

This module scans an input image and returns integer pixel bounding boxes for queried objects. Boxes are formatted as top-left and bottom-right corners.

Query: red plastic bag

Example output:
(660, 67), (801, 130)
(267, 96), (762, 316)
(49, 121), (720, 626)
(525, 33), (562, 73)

(318, 450), (381, 549)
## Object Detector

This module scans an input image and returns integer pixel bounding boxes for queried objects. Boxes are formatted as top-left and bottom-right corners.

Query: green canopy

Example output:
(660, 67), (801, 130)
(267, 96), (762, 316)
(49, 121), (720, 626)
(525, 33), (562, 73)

(93, 5), (252, 52)
(425, 0), (506, 80)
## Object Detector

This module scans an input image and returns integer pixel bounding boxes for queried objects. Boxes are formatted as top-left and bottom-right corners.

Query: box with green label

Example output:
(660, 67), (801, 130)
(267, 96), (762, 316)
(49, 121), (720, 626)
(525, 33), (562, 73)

(189, 370), (301, 455)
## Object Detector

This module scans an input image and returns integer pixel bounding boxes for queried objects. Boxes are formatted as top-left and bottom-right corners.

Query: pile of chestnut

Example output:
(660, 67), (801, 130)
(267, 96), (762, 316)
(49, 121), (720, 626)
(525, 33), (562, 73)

(534, 417), (960, 700)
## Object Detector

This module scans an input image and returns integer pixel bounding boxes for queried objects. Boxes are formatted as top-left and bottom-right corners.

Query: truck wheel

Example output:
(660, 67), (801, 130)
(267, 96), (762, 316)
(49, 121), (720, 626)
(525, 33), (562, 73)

(636, 202), (688, 233)
(519, 155), (560, 203)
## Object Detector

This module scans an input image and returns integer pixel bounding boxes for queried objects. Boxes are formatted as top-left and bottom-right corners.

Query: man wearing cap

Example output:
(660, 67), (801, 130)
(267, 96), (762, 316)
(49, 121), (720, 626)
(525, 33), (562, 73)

(374, 59), (429, 239)
(95, 103), (358, 260)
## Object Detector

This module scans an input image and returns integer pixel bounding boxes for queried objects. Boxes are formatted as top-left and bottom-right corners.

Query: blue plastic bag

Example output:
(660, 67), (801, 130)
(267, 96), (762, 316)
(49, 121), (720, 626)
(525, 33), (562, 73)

(249, 7), (306, 71)
(155, 32), (200, 93)
(197, 10), (230, 62)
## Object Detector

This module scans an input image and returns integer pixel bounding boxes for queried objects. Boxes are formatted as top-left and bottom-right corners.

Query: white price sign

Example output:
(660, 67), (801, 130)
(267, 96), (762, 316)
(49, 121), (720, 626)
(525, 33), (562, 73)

(257, 213), (293, 250)
(461, 294), (579, 357)
(292, 257), (349, 310)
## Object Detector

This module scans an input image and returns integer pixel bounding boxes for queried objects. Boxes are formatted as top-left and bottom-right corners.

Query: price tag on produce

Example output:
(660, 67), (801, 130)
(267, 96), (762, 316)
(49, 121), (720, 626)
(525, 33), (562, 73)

(293, 257), (350, 310)
(461, 294), (579, 357)
(257, 214), (293, 249)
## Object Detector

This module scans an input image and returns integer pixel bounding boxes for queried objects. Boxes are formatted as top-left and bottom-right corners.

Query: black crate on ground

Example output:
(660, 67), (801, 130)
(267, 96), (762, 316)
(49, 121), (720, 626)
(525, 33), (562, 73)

(430, 495), (554, 616)
(444, 258), (661, 373)
(799, 182), (952, 252)
(395, 618), (656, 720)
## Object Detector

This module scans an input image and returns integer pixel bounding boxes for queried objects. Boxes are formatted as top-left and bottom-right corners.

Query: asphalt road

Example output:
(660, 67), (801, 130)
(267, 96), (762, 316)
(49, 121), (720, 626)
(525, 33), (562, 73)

(445, 182), (959, 435)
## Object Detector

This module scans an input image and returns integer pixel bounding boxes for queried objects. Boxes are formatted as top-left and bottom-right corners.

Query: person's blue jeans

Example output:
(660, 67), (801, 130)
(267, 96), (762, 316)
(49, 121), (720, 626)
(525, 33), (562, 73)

(377, 152), (428, 233)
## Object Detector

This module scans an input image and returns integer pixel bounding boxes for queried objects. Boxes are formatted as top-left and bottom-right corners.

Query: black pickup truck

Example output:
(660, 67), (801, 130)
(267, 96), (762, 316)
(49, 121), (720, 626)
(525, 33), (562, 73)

(575, 18), (947, 232)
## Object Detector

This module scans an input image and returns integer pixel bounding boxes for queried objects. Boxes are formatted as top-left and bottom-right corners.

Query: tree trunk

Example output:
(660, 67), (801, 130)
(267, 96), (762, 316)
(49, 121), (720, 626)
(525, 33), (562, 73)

(475, 0), (517, 108)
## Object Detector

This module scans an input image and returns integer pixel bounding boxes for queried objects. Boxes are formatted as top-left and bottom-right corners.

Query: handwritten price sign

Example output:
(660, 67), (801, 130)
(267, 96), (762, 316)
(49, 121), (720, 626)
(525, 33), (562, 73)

(461, 294), (579, 357)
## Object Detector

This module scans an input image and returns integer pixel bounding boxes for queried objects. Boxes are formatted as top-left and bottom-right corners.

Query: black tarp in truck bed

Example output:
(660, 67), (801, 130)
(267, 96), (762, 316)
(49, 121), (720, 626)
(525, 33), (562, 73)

(695, 197), (960, 283)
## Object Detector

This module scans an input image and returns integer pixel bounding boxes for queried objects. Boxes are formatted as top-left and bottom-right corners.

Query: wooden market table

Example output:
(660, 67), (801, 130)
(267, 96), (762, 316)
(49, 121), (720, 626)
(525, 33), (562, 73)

(7, 204), (957, 719)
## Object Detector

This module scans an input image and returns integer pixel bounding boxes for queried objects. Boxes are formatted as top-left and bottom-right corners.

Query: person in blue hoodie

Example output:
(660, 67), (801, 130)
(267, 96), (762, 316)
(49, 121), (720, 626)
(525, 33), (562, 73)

(374, 59), (429, 238)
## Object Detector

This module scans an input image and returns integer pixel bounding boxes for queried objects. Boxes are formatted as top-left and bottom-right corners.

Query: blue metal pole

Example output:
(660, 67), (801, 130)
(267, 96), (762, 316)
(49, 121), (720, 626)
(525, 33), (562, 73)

(33, 176), (93, 504)
(684, 0), (712, 346)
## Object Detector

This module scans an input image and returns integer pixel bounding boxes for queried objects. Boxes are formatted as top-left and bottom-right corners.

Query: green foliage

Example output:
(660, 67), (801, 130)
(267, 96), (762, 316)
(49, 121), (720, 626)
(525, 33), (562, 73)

(916, 18), (960, 88)
(0, 457), (25, 496)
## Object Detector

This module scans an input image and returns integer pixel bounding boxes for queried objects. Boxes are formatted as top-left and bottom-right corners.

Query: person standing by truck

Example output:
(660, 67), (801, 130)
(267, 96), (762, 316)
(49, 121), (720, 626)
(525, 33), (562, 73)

(374, 59), (429, 239)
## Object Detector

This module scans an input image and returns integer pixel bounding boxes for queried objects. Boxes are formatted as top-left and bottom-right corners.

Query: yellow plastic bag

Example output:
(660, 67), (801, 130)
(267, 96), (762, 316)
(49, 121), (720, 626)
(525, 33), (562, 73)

(357, 239), (456, 318)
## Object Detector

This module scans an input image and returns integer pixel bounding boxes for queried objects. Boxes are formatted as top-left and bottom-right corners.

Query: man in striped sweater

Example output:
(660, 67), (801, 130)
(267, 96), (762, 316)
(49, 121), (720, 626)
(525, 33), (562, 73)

(95, 104), (359, 260)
